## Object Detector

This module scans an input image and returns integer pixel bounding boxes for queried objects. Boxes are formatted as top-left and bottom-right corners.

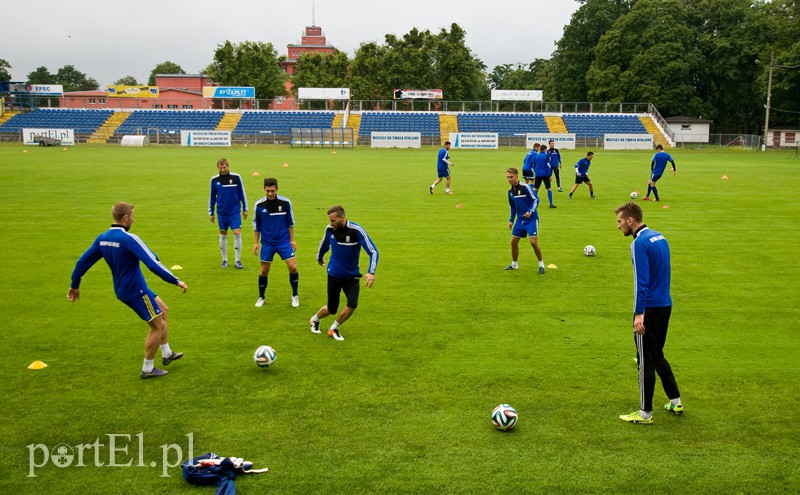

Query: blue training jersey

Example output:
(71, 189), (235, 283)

(317, 221), (379, 278)
(522, 149), (536, 174)
(650, 151), (675, 176)
(253, 195), (294, 245)
(533, 151), (552, 177)
(547, 147), (561, 167)
(209, 172), (247, 216)
(631, 226), (672, 314)
(508, 182), (539, 223)
(437, 147), (451, 168)
(575, 157), (591, 177)
(71, 226), (180, 301)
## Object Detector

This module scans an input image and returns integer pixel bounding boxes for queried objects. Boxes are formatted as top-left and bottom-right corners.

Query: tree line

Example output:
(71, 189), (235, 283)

(2, 0), (797, 133)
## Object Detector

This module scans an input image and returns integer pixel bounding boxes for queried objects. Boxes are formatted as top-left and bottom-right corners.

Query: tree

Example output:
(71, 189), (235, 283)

(685, 0), (774, 133)
(54, 65), (99, 91)
(761, 0), (800, 129)
(350, 24), (486, 102)
(291, 50), (350, 94)
(27, 66), (55, 84)
(586, 0), (706, 117)
(432, 23), (488, 101)
(548, 0), (634, 101)
(488, 63), (538, 90)
(205, 41), (287, 100)
(148, 61), (185, 86)
(0, 59), (11, 82)
(114, 75), (140, 86)
(351, 41), (391, 100)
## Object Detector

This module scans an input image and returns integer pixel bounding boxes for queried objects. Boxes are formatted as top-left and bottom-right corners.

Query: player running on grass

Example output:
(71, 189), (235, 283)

(309, 205), (379, 341)
(644, 145), (676, 201)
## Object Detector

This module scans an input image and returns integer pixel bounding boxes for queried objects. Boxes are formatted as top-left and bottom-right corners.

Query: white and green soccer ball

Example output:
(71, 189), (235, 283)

(254, 345), (277, 368)
(630, 191), (639, 200)
(491, 404), (518, 431)
(584, 245), (597, 257)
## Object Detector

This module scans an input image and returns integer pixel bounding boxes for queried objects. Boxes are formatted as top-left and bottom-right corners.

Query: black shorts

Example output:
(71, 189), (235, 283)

(574, 175), (591, 184)
(522, 169), (534, 180)
(327, 275), (361, 313)
(534, 176), (552, 189)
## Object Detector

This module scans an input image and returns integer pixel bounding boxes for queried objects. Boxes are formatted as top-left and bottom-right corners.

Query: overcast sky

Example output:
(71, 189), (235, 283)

(1, 0), (578, 87)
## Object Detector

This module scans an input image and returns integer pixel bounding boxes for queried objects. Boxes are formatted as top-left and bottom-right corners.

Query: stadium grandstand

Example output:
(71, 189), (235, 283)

(0, 109), (113, 142)
(0, 106), (673, 147)
(113, 110), (225, 137)
(233, 111), (335, 137)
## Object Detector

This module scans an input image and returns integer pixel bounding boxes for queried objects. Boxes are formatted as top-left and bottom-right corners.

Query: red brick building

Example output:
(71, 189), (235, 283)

(277, 25), (337, 110)
(59, 74), (256, 110)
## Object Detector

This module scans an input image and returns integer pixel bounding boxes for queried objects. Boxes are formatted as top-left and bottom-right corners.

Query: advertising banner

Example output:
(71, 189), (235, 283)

(525, 133), (576, 150)
(297, 88), (351, 100)
(202, 86), (256, 99)
(604, 134), (654, 150)
(107, 86), (159, 98)
(6, 83), (64, 95)
(370, 132), (421, 148)
(180, 130), (231, 147)
(449, 132), (499, 149)
(491, 90), (543, 101)
(23, 128), (75, 145)
(393, 89), (443, 100)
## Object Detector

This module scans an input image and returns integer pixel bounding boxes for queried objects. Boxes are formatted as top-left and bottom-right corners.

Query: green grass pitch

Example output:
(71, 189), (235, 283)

(1, 143), (798, 493)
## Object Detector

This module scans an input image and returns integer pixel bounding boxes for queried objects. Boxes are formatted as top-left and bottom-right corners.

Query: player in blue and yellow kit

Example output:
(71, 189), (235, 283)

(209, 158), (248, 269)
(68, 202), (188, 379)
(644, 145), (676, 202)
(533, 143), (556, 208)
(430, 141), (454, 194)
(505, 167), (545, 274)
(253, 178), (299, 308)
(615, 202), (682, 424)
(309, 205), (379, 341)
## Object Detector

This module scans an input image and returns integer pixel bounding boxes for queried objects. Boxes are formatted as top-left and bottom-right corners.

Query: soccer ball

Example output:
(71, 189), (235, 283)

(491, 404), (518, 431)
(630, 191), (639, 200)
(584, 245), (596, 257)
(253, 345), (277, 368)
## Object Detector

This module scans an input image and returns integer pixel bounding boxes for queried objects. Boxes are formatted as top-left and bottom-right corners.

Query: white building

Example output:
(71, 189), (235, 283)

(665, 116), (712, 144)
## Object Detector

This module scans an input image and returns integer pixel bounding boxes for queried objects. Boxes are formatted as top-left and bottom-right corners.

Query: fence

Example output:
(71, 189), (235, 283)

(673, 134), (762, 150)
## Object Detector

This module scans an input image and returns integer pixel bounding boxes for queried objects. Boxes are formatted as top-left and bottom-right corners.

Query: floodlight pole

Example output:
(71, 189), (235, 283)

(763, 52), (774, 151)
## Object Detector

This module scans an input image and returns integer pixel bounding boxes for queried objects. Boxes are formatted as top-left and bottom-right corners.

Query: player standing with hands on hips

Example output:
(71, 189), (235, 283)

(430, 141), (454, 194)
(310, 205), (379, 341)
(209, 158), (248, 269)
(68, 202), (188, 379)
(615, 202), (683, 424)
(644, 145), (676, 202)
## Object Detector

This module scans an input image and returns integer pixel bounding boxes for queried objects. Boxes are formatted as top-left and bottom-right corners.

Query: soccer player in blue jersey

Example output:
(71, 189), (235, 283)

(505, 167), (545, 274)
(547, 140), (563, 192)
(252, 178), (299, 308)
(533, 143), (557, 208)
(430, 141), (454, 194)
(209, 158), (248, 269)
(68, 202), (188, 379)
(568, 151), (595, 199)
(615, 202), (682, 424)
(644, 145), (676, 202)
(522, 143), (539, 184)
(309, 205), (379, 341)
